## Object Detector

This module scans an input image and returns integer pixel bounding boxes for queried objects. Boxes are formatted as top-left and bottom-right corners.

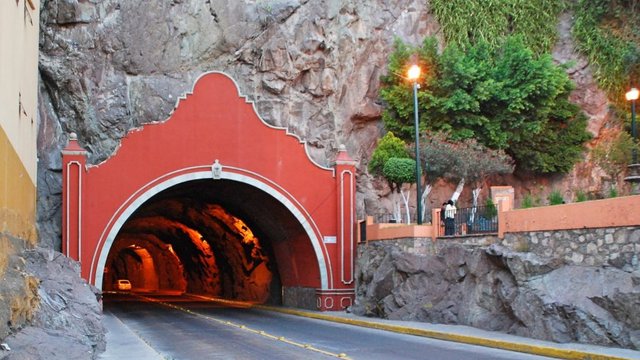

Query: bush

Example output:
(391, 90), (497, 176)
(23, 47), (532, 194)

(521, 194), (535, 209)
(383, 157), (416, 192)
(369, 132), (410, 177)
(548, 190), (564, 205)
(575, 190), (588, 202)
(484, 198), (498, 218)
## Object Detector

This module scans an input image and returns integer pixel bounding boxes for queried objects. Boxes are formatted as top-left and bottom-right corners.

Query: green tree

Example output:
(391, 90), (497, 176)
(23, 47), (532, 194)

(383, 157), (416, 193)
(383, 157), (417, 223)
(420, 131), (513, 209)
(380, 36), (591, 174)
(369, 132), (416, 223)
(368, 132), (410, 176)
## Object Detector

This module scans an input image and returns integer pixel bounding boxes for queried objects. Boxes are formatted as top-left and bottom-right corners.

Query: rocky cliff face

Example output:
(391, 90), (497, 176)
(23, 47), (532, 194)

(37, 0), (443, 246)
(0, 248), (105, 359)
(352, 241), (640, 350)
(32, 1), (439, 357)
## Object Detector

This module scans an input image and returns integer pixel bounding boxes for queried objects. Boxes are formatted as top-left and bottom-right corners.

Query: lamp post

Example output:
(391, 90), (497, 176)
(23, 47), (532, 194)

(408, 64), (422, 225)
(627, 87), (639, 163)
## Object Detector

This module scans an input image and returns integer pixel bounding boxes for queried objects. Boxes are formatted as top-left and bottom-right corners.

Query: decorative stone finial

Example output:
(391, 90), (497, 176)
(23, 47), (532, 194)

(339, 144), (347, 152)
(212, 159), (222, 180)
(69, 132), (77, 141)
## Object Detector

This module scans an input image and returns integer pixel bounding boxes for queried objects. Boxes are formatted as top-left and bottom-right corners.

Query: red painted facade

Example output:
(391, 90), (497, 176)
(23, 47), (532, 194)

(62, 72), (356, 310)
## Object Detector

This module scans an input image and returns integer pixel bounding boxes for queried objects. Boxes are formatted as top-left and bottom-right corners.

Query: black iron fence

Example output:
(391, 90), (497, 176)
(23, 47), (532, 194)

(441, 205), (498, 236)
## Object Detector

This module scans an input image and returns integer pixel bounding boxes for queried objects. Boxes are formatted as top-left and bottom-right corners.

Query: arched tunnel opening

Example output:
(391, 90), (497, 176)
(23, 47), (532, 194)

(102, 179), (322, 306)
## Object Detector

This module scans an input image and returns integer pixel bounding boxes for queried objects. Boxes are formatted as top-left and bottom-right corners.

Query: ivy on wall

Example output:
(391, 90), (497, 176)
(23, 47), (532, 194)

(571, 0), (640, 105)
(430, 0), (565, 54)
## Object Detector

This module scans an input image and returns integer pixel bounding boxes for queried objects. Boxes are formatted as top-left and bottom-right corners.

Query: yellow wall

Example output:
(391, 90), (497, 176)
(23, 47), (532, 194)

(0, 0), (39, 243)
(1, 0), (40, 184)
(0, 126), (37, 244)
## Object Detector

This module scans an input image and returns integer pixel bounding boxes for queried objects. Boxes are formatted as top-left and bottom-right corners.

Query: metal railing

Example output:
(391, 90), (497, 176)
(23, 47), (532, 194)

(441, 205), (498, 236)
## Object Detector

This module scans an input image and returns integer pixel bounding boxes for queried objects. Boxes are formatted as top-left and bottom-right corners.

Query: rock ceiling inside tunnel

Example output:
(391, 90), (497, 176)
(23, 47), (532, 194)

(106, 179), (294, 303)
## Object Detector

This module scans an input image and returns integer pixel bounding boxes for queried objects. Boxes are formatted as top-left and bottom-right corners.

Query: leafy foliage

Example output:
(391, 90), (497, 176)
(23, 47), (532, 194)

(430, 0), (564, 54)
(572, 0), (640, 106)
(368, 132), (410, 177)
(521, 194), (535, 208)
(484, 198), (498, 218)
(420, 131), (460, 182)
(380, 37), (591, 174)
(383, 157), (416, 193)
(575, 189), (588, 202)
(420, 131), (514, 186)
(547, 190), (564, 205)
(592, 130), (637, 180)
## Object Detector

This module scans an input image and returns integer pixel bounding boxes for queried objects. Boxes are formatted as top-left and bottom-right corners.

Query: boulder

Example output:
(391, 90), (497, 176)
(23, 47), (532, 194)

(353, 242), (640, 350)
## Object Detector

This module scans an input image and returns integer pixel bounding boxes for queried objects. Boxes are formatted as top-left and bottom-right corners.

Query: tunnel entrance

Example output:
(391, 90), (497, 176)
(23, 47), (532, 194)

(63, 72), (356, 310)
(101, 179), (330, 305)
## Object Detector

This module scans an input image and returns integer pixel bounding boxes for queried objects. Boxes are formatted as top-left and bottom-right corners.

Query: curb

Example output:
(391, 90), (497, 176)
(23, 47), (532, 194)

(255, 305), (631, 360)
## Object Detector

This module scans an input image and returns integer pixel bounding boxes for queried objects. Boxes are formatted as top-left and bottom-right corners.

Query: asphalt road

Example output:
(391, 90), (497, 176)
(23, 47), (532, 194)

(104, 294), (553, 360)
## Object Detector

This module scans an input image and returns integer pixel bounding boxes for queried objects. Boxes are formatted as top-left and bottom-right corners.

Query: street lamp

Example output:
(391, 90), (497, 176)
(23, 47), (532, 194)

(408, 64), (422, 225)
(627, 87), (639, 163)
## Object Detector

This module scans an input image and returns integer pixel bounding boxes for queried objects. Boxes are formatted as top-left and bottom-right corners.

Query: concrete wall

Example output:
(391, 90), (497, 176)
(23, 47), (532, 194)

(1, 0), (39, 185)
(0, 0), (40, 341)
(499, 195), (640, 236)
(0, 0), (39, 243)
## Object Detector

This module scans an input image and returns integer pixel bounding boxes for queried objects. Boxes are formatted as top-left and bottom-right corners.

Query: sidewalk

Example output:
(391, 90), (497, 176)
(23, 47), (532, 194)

(99, 304), (640, 360)
(99, 310), (164, 360)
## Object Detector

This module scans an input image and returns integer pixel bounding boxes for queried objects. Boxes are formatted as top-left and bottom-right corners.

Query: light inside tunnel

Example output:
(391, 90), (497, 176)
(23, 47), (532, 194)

(102, 181), (281, 304)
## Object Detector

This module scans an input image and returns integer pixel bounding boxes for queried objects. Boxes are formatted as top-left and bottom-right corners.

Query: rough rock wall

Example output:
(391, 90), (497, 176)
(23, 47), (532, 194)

(37, 0), (441, 247)
(352, 241), (640, 350)
(0, 248), (105, 360)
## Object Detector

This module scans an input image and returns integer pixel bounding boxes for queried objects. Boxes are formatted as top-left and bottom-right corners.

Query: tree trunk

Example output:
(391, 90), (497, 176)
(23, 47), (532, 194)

(450, 178), (465, 203)
(393, 192), (402, 223)
(471, 186), (481, 222)
(420, 184), (432, 223)
(400, 189), (411, 224)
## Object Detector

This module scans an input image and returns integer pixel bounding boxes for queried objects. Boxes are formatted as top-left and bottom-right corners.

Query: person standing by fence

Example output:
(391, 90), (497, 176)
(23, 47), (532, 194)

(444, 200), (457, 235)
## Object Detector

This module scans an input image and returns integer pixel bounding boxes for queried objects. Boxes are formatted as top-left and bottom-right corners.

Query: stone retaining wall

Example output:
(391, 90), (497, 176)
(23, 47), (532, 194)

(363, 235), (500, 255)
(501, 227), (640, 271)
(365, 226), (640, 272)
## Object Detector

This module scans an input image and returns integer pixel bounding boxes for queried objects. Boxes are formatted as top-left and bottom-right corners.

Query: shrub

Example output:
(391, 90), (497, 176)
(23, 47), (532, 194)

(382, 157), (416, 193)
(575, 190), (588, 202)
(521, 194), (535, 209)
(548, 190), (564, 205)
(484, 198), (498, 218)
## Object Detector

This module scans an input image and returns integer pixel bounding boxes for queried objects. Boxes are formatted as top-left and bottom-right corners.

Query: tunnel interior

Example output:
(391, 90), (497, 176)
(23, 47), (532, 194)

(102, 179), (321, 305)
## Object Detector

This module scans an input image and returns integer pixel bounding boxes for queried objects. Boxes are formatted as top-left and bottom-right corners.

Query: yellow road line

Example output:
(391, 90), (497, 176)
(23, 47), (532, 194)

(185, 295), (634, 360)
(137, 295), (351, 359)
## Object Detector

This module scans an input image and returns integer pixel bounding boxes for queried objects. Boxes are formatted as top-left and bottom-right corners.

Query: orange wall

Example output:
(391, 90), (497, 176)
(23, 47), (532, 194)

(499, 195), (640, 236)
(365, 223), (435, 241)
(363, 196), (640, 242)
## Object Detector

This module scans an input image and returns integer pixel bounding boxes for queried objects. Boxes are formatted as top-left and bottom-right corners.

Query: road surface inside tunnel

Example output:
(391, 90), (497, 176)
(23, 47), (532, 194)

(102, 293), (554, 360)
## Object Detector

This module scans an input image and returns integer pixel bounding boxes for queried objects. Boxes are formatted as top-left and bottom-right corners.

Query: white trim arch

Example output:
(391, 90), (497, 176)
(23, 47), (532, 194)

(92, 167), (329, 291)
